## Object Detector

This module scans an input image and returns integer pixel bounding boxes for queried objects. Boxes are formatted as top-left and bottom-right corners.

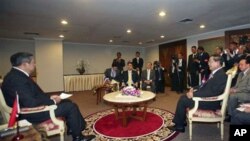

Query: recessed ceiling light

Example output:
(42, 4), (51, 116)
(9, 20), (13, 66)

(59, 35), (64, 38)
(159, 11), (166, 17)
(200, 24), (205, 28)
(160, 35), (165, 38)
(138, 42), (142, 45)
(109, 39), (113, 43)
(127, 29), (132, 34)
(61, 20), (68, 25)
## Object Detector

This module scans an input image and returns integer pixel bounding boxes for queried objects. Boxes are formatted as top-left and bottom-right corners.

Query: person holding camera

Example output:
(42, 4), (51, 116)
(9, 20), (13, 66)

(154, 61), (165, 93)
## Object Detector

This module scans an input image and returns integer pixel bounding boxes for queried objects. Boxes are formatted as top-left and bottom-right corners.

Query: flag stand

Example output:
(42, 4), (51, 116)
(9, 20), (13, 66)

(12, 117), (24, 141)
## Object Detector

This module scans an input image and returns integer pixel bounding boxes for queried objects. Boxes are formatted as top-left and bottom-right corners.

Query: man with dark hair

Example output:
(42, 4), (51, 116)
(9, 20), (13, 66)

(141, 62), (155, 92)
(187, 46), (199, 87)
(132, 51), (144, 76)
(104, 63), (121, 82)
(154, 61), (165, 93)
(1, 52), (95, 141)
(227, 56), (250, 120)
(168, 54), (227, 132)
(122, 62), (139, 88)
(112, 52), (125, 72)
(195, 46), (210, 81)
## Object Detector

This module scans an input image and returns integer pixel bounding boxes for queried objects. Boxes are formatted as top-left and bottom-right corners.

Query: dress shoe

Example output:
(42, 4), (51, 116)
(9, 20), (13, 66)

(168, 125), (185, 132)
(73, 135), (96, 141)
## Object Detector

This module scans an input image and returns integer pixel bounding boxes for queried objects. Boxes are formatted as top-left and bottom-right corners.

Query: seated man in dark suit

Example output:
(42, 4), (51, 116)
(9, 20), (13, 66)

(141, 62), (155, 92)
(231, 105), (250, 125)
(104, 63), (121, 83)
(168, 54), (227, 132)
(121, 62), (139, 88)
(1, 52), (95, 141)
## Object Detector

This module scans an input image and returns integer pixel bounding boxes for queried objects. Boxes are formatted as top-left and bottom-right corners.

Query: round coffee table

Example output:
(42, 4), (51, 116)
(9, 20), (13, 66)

(103, 90), (156, 127)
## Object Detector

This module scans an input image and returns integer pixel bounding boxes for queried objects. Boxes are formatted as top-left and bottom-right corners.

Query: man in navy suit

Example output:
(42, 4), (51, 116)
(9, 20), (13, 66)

(122, 62), (139, 88)
(112, 52), (125, 72)
(104, 63), (121, 83)
(1, 52), (95, 141)
(168, 54), (227, 132)
(195, 46), (210, 81)
(132, 51), (144, 75)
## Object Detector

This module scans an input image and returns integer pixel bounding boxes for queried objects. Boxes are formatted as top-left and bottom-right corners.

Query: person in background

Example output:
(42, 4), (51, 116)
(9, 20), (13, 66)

(168, 54), (227, 132)
(154, 61), (165, 93)
(170, 55), (178, 91)
(195, 46), (210, 82)
(187, 46), (199, 87)
(227, 56), (250, 121)
(214, 46), (227, 70)
(230, 106), (250, 125)
(121, 62), (139, 88)
(112, 52), (125, 73)
(224, 42), (239, 71)
(175, 53), (186, 94)
(104, 63), (121, 83)
(141, 62), (155, 92)
(132, 51), (144, 76)
(1, 52), (95, 141)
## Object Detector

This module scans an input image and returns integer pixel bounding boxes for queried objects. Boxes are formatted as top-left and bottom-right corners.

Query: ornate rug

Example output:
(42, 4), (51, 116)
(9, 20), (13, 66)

(82, 107), (179, 141)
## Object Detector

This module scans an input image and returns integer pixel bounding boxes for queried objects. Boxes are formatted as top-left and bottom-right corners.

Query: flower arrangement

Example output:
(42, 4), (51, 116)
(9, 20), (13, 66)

(121, 86), (140, 97)
(76, 59), (86, 75)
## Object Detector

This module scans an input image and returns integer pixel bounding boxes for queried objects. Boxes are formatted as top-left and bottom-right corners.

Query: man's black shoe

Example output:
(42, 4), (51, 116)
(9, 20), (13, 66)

(73, 135), (96, 141)
(168, 125), (185, 132)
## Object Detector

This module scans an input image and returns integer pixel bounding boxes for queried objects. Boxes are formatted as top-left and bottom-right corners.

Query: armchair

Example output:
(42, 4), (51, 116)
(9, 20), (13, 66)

(0, 88), (65, 141)
(187, 66), (237, 140)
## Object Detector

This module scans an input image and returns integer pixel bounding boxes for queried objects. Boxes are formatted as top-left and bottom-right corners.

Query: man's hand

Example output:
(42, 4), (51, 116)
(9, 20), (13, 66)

(50, 95), (61, 104)
(244, 107), (250, 113)
(230, 88), (237, 94)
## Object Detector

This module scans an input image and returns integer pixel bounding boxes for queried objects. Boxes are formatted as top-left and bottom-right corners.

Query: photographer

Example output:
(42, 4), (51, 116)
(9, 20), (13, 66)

(154, 61), (165, 93)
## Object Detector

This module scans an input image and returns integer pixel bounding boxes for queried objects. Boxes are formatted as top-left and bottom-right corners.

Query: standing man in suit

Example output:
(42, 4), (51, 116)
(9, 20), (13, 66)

(122, 62), (139, 88)
(168, 54), (227, 132)
(187, 46), (199, 87)
(112, 52), (125, 73)
(195, 46), (210, 82)
(214, 46), (227, 70)
(175, 53), (186, 94)
(227, 56), (250, 119)
(132, 51), (144, 76)
(104, 63), (121, 83)
(154, 61), (165, 93)
(141, 62), (155, 92)
(1, 52), (95, 141)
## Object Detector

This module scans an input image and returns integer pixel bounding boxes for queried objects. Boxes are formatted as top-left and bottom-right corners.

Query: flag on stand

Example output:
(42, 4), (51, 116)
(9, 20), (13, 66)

(8, 94), (20, 127)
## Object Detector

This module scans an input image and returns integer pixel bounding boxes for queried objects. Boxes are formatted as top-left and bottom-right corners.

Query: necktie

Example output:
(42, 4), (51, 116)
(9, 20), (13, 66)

(147, 70), (150, 80)
(128, 71), (132, 86)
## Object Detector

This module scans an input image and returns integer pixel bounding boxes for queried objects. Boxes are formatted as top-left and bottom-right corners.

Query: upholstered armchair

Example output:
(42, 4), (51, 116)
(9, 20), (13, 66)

(187, 66), (238, 140)
(0, 89), (65, 141)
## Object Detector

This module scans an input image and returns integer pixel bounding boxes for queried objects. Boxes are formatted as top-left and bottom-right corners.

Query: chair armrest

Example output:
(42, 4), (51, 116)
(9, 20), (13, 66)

(20, 105), (57, 114)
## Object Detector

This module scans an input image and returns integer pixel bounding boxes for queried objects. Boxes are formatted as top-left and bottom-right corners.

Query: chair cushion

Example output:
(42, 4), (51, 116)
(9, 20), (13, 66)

(193, 109), (222, 118)
(36, 117), (64, 131)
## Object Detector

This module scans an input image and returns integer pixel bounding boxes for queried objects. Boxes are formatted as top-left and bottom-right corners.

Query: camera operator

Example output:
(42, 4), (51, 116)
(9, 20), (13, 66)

(154, 61), (165, 93)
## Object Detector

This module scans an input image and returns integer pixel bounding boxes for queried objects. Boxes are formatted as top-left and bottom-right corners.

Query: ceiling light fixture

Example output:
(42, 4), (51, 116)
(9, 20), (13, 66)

(138, 42), (142, 45)
(159, 11), (166, 17)
(127, 29), (132, 33)
(109, 39), (113, 43)
(200, 24), (205, 28)
(59, 35), (64, 38)
(160, 35), (165, 38)
(61, 20), (68, 25)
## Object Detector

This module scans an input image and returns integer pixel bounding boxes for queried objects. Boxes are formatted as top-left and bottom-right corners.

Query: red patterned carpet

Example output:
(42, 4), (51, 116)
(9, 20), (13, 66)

(82, 107), (179, 141)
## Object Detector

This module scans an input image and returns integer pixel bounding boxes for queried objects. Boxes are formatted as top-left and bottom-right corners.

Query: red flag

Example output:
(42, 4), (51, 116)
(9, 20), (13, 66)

(8, 94), (20, 127)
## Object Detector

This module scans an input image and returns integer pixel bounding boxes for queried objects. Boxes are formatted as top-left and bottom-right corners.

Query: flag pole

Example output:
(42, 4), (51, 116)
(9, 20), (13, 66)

(12, 93), (24, 141)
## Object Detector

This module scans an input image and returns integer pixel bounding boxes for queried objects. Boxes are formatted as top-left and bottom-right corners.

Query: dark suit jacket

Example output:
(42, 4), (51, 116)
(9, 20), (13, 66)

(132, 58), (144, 70)
(187, 54), (199, 73)
(141, 69), (155, 82)
(1, 68), (54, 108)
(197, 52), (209, 72)
(104, 68), (121, 82)
(194, 68), (227, 109)
(112, 58), (125, 71)
(176, 59), (186, 74)
(122, 70), (139, 86)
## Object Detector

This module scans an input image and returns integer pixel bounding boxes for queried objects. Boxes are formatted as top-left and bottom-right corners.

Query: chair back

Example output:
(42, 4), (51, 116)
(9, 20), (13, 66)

(0, 88), (11, 123)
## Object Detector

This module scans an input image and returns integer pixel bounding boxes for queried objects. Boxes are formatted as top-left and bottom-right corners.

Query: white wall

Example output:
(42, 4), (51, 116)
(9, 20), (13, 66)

(0, 38), (34, 77)
(144, 45), (159, 65)
(63, 42), (145, 74)
(35, 39), (64, 92)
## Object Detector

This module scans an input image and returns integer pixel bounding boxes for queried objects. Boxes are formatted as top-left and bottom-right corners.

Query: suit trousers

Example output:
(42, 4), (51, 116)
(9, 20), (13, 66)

(173, 95), (194, 126)
(20, 99), (86, 137)
(228, 93), (250, 115)
(231, 110), (250, 125)
(189, 72), (199, 87)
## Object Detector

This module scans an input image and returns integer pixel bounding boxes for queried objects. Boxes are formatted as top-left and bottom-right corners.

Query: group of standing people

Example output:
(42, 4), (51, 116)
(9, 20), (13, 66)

(104, 51), (165, 93)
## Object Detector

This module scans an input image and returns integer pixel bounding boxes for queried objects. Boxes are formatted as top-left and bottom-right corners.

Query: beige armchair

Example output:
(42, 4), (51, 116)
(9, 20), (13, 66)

(187, 66), (238, 140)
(0, 88), (65, 141)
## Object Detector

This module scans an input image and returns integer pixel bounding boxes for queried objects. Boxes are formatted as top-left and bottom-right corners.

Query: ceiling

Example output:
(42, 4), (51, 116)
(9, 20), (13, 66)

(0, 0), (250, 47)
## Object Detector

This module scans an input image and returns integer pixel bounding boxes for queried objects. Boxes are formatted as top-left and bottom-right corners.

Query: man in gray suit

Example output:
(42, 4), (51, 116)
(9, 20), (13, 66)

(228, 56), (250, 117)
(141, 62), (155, 92)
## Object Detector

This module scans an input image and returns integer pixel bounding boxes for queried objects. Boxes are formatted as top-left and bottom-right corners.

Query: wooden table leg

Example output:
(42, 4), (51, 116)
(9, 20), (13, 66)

(122, 106), (127, 127)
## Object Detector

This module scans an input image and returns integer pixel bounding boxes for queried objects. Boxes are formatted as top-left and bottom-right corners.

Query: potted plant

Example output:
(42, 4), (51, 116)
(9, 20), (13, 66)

(76, 59), (86, 75)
